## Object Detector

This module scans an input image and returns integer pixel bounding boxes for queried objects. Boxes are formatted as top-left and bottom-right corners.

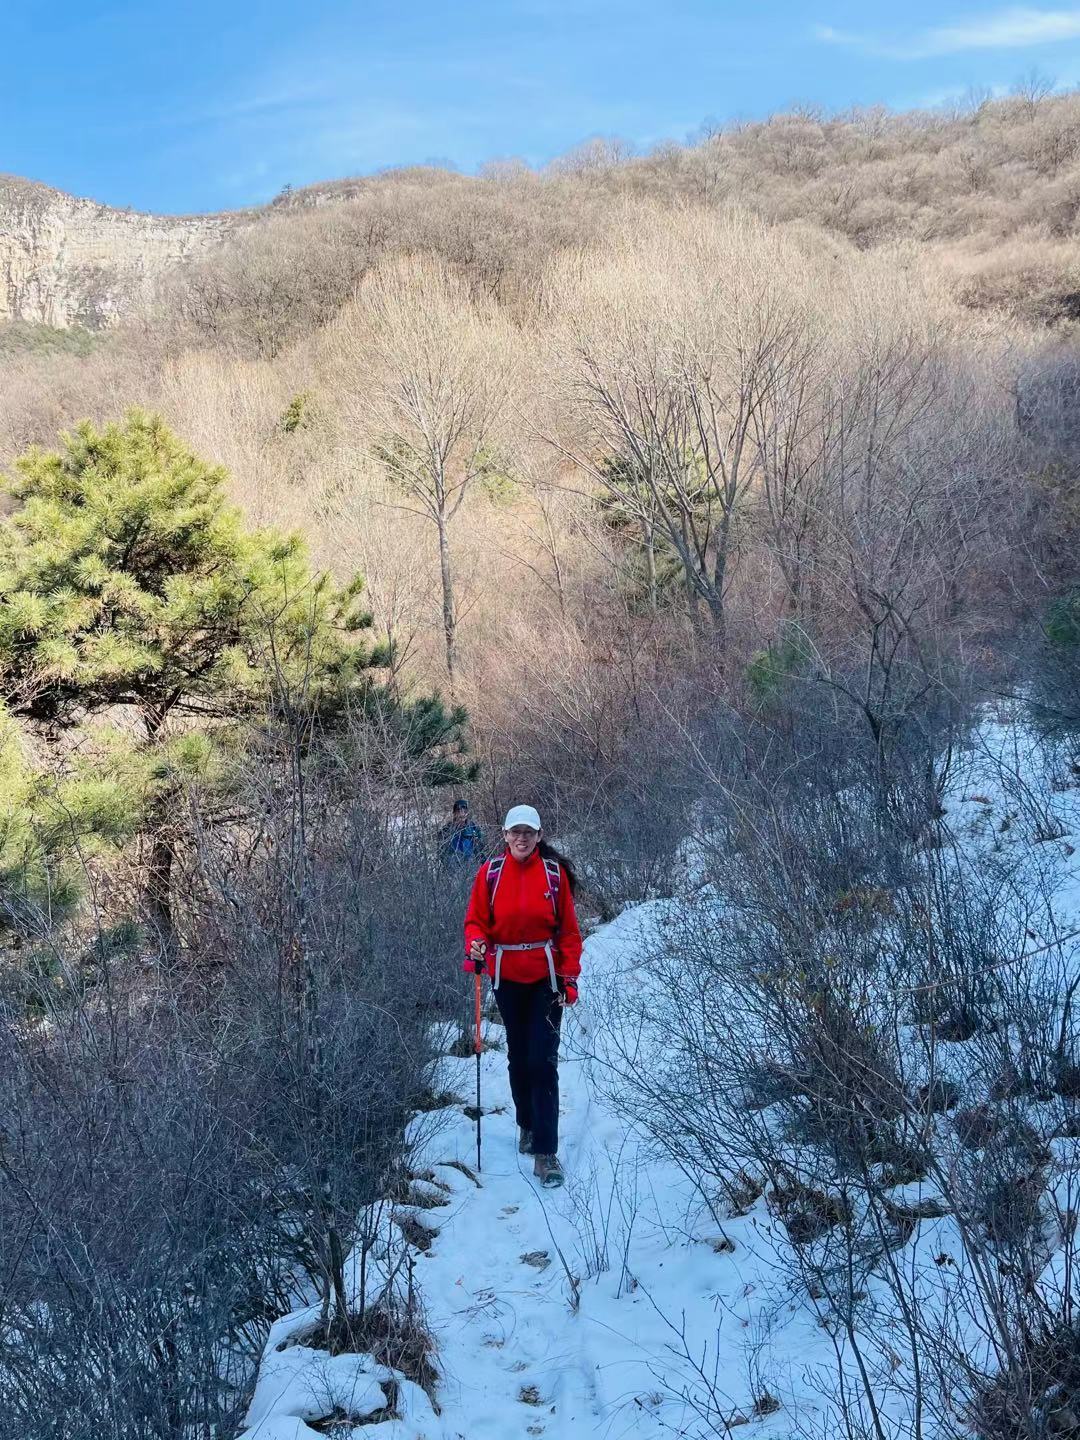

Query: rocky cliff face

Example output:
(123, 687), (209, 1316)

(0, 176), (243, 329)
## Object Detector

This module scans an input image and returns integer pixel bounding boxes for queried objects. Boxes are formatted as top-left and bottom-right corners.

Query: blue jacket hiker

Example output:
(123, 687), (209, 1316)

(440, 799), (484, 862)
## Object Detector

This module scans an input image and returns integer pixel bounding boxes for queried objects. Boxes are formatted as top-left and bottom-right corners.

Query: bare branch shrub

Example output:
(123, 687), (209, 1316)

(592, 680), (1080, 1438)
(0, 704), (462, 1436)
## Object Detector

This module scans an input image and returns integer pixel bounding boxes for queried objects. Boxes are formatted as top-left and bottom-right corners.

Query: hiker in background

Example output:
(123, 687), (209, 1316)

(440, 798), (483, 863)
(463, 805), (582, 1187)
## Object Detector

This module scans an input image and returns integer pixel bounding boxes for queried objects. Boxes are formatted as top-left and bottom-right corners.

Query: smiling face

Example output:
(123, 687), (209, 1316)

(504, 824), (540, 861)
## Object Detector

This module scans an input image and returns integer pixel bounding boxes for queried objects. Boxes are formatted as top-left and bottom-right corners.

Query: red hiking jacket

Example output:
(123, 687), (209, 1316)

(463, 848), (583, 985)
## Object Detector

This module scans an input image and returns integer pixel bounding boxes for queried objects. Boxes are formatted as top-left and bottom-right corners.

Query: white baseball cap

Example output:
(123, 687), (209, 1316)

(503, 804), (542, 831)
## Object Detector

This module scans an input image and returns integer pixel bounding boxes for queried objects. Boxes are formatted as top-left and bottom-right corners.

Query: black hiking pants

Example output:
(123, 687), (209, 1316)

(494, 979), (563, 1156)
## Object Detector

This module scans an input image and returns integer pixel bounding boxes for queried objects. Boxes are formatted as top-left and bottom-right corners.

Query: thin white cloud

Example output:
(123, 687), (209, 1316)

(815, 7), (1080, 59)
(197, 83), (332, 126)
(895, 79), (1010, 110)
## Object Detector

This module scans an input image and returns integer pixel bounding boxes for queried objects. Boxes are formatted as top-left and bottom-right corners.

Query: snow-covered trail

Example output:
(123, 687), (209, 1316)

(410, 1024), (610, 1438)
(405, 908), (828, 1440)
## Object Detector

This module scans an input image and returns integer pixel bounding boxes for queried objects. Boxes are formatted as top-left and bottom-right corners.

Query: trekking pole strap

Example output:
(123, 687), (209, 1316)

(493, 941), (559, 993)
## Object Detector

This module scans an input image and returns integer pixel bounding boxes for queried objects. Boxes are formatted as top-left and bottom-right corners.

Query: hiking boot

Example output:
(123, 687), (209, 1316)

(533, 1154), (564, 1188)
(518, 1126), (533, 1155)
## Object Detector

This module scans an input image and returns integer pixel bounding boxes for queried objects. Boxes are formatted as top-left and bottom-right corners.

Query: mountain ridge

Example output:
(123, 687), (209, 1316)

(0, 168), (471, 329)
(0, 174), (248, 328)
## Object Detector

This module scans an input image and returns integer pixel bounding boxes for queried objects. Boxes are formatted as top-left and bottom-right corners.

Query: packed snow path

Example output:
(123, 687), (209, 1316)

(379, 907), (830, 1440)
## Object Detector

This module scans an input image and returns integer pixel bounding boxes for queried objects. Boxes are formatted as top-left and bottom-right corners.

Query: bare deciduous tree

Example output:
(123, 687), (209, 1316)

(547, 210), (820, 644)
(334, 255), (517, 689)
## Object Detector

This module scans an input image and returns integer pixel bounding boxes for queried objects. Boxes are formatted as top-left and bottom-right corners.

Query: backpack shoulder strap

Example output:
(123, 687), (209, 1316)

(543, 858), (562, 919)
(485, 855), (505, 921)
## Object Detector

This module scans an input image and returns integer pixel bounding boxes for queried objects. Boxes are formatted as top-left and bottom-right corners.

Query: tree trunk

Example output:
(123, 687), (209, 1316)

(541, 503), (566, 617)
(436, 512), (457, 693)
(686, 574), (705, 654)
(141, 708), (179, 964)
(145, 828), (178, 964)
(642, 514), (658, 615)
(709, 512), (733, 645)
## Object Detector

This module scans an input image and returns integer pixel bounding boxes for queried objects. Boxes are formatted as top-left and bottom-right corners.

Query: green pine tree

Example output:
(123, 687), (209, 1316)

(0, 412), (397, 952)
(0, 411), (375, 735)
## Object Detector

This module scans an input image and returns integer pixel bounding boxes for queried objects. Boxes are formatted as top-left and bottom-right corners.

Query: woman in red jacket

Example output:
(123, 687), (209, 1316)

(464, 804), (582, 1188)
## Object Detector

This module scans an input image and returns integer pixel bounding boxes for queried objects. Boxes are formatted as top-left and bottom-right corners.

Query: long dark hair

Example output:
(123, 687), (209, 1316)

(538, 838), (577, 895)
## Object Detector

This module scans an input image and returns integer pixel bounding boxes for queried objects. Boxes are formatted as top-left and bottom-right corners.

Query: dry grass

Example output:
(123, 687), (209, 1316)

(298, 1303), (439, 1398)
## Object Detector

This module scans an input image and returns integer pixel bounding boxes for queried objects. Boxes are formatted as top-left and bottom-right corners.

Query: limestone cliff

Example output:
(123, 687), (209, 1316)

(0, 176), (244, 329)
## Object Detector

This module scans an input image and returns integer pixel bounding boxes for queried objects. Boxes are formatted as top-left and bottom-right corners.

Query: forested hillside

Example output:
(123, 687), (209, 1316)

(5, 92), (1080, 750)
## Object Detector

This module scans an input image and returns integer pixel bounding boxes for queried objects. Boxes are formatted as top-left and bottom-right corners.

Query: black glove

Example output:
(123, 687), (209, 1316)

(467, 943), (487, 973)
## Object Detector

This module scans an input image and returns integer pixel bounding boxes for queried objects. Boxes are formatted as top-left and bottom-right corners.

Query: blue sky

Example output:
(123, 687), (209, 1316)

(6, 1), (1080, 213)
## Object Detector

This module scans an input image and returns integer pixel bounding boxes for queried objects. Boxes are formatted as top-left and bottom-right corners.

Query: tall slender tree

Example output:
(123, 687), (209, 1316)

(549, 209), (812, 644)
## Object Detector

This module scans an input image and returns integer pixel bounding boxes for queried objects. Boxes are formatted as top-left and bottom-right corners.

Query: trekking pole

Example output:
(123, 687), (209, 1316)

(473, 965), (483, 1173)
